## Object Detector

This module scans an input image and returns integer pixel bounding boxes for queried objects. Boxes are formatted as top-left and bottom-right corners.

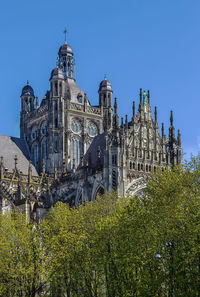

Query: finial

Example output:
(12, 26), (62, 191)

(170, 110), (173, 126)
(140, 88), (142, 104)
(114, 97), (118, 114)
(132, 101), (135, 118)
(154, 106), (157, 122)
(178, 129), (181, 146)
(27, 80), (29, 85)
(125, 115), (128, 130)
(147, 90), (150, 104)
(104, 73), (107, 80)
(162, 123), (164, 137)
(121, 117), (124, 127)
(63, 28), (67, 44)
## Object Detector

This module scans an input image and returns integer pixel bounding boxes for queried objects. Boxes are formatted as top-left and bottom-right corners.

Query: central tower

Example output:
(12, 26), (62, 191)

(58, 35), (75, 80)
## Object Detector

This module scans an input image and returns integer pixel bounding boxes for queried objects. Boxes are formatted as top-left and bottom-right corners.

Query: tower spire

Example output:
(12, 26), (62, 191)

(170, 110), (173, 126)
(63, 28), (67, 44)
(114, 97), (118, 114)
(154, 106), (157, 122)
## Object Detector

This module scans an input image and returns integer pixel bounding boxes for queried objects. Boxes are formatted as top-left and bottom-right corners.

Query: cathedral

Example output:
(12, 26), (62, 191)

(0, 35), (182, 220)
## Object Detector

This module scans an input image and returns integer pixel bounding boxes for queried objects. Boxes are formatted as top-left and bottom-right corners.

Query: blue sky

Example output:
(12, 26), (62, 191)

(0, 0), (199, 159)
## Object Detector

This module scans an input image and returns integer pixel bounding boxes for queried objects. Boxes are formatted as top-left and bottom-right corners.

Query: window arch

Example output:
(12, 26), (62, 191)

(32, 143), (38, 167)
(41, 122), (47, 136)
(32, 126), (37, 141)
(41, 139), (47, 160)
(87, 122), (98, 137)
(59, 82), (62, 96)
(71, 119), (82, 134)
(55, 82), (58, 96)
(71, 136), (82, 169)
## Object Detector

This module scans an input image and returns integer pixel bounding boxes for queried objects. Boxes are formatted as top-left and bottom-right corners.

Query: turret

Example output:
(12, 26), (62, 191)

(50, 67), (65, 97)
(20, 81), (35, 113)
(98, 75), (113, 108)
(20, 81), (35, 139)
(98, 75), (113, 130)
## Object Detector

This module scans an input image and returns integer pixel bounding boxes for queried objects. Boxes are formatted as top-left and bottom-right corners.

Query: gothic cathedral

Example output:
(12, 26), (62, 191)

(0, 36), (182, 220)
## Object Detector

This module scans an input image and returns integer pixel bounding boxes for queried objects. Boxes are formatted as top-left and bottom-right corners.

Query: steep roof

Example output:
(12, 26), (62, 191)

(0, 135), (38, 176)
(83, 132), (106, 167)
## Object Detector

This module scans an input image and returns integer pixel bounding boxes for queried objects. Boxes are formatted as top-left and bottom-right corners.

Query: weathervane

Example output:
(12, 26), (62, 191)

(63, 28), (67, 44)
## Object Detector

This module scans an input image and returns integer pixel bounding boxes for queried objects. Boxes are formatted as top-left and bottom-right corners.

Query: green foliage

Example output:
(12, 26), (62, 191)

(1, 156), (200, 296)
(0, 212), (50, 297)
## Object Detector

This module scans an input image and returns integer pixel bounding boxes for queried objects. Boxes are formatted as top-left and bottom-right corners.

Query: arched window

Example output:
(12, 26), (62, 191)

(141, 164), (144, 171)
(71, 120), (82, 134)
(32, 126), (37, 141)
(108, 93), (111, 104)
(32, 144), (38, 167)
(55, 82), (58, 96)
(71, 136), (82, 169)
(41, 122), (47, 136)
(41, 139), (47, 160)
(146, 165), (148, 172)
(59, 82), (62, 96)
(138, 163), (140, 171)
(87, 122), (98, 137)
(130, 162), (132, 169)
(104, 94), (107, 106)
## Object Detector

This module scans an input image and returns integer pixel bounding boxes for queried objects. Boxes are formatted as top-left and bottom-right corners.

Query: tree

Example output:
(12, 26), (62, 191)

(0, 211), (50, 297)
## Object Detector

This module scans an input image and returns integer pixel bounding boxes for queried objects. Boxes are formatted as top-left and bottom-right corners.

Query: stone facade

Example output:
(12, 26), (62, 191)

(0, 37), (182, 219)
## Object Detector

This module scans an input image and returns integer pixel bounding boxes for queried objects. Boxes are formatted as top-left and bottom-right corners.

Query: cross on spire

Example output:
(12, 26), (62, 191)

(63, 28), (67, 44)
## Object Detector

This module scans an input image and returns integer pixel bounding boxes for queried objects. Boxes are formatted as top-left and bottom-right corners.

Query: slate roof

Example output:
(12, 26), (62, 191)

(0, 135), (38, 176)
(83, 132), (106, 167)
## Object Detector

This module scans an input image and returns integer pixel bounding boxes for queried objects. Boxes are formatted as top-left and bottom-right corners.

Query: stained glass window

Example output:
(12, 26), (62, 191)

(71, 136), (82, 169)
(71, 120), (82, 134)
(87, 123), (98, 137)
